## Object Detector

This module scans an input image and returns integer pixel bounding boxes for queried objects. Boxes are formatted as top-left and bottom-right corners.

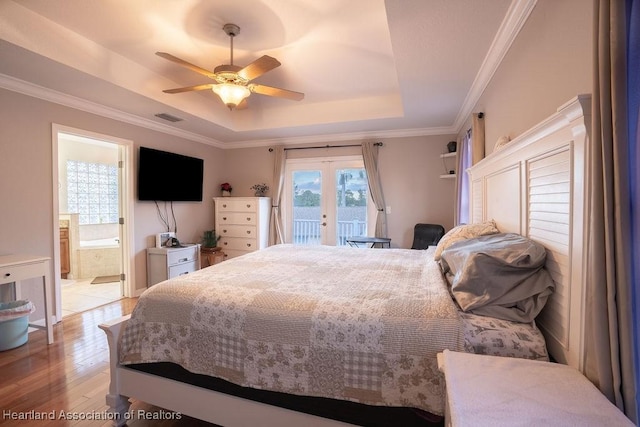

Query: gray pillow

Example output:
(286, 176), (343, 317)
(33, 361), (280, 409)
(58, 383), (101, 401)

(440, 233), (555, 323)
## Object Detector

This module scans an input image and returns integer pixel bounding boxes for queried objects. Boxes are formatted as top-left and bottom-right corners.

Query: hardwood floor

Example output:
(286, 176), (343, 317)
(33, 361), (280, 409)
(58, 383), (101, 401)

(0, 298), (216, 426)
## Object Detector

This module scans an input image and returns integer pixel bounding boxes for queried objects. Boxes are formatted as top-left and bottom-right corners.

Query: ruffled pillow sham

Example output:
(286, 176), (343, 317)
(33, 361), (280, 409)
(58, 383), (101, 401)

(433, 219), (500, 261)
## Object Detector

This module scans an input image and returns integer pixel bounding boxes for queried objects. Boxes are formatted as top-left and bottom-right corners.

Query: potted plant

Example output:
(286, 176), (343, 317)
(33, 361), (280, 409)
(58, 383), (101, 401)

(201, 230), (221, 249)
(220, 182), (232, 197)
(250, 183), (269, 197)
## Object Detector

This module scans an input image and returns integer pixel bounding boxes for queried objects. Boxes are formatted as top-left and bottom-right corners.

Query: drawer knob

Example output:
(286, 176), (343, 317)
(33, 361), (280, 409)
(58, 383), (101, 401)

(223, 229), (227, 233)
(246, 243), (252, 247)
(4, 273), (10, 278)
(222, 204), (227, 208)
(246, 217), (251, 221)
(246, 204), (251, 208)
(223, 217), (227, 220)
(179, 258), (188, 263)
(224, 242), (228, 246)
(246, 231), (251, 235)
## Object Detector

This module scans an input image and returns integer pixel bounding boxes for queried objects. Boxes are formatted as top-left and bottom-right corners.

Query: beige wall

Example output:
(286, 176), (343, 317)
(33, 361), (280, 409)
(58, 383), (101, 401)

(0, 88), (225, 318)
(463, 0), (593, 155)
(223, 136), (457, 249)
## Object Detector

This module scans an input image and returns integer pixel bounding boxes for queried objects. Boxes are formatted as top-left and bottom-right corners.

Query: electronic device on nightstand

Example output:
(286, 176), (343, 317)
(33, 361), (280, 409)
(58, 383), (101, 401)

(156, 232), (176, 248)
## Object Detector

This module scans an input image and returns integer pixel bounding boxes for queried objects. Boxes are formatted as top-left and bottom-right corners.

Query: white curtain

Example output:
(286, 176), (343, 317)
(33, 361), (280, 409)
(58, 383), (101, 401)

(454, 113), (485, 225)
(455, 129), (472, 225)
(269, 146), (286, 245)
(362, 141), (387, 237)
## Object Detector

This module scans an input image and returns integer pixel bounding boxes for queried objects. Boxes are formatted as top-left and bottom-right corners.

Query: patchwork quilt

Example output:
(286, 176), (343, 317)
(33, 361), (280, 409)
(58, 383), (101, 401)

(119, 244), (463, 415)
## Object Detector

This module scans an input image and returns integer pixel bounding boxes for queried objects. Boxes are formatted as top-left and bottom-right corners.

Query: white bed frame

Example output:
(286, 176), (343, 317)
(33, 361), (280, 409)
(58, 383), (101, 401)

(100, 95), (591, 426)
(468, 94), (591, 370)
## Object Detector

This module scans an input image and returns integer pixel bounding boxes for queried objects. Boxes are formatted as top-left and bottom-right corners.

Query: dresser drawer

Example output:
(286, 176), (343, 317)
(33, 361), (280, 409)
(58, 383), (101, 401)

(219, 225), (257, 239)
(219, 237), (257, 251)
(168, 261), (198, 278)
(222, 249), (250, 259)
(218, 212), (257, 225)
(217, 199), (259, 213)
(166, 247), (198, 266)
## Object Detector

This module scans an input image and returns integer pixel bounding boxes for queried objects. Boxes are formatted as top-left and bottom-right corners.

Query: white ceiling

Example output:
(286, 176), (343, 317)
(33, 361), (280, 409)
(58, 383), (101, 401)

(0, 0), (534, 148)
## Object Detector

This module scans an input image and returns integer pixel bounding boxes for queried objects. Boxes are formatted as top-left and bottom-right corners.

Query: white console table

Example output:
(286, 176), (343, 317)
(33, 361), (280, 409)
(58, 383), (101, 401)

(0, 254), (54, 344)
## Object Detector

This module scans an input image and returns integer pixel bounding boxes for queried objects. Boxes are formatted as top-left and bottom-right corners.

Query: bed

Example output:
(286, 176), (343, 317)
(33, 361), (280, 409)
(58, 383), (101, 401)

(100, 95), (591, 426)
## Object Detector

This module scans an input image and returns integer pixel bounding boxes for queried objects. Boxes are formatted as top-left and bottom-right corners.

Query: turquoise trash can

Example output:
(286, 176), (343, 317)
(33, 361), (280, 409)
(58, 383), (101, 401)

(0, 300), (35, 351)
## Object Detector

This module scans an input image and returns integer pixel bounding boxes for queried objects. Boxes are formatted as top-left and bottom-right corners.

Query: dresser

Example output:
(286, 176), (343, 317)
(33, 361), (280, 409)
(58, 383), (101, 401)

(213, 197), (270, 259)
(146, 244), (200, 286)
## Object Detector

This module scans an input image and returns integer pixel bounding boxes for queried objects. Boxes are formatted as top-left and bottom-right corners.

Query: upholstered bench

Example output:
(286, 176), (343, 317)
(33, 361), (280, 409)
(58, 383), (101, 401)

(437, 350), (633, 426)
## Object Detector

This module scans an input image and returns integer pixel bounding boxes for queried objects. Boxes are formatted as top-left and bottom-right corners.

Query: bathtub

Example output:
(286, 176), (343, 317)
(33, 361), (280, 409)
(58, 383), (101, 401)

(77, 237), (120, 278)
(79, 237), (120, 248)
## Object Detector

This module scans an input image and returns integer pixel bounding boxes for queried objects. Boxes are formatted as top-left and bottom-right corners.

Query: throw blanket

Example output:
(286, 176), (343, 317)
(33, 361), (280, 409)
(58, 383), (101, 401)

(120, 244), (463, 415)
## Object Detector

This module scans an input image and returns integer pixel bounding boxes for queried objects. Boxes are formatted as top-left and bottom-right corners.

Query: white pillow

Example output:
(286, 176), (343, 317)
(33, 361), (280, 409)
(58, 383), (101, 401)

(433, 220), (500, 261)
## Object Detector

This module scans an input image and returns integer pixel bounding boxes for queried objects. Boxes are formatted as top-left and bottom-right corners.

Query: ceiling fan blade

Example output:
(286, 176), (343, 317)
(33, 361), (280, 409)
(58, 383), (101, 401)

(250, 84), (304, 101)
(156, 52), (216, 78)
(237, 55), (281, 81)
(163, 83), (215, 94)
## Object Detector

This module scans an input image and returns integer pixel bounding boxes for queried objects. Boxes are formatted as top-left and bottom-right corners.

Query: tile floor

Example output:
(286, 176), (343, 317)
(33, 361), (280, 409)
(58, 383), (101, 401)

(61, 278), (122, 317)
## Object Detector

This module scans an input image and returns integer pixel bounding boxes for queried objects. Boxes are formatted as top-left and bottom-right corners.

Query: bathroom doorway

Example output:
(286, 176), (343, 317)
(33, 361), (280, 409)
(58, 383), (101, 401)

(52, 126), (135, 319)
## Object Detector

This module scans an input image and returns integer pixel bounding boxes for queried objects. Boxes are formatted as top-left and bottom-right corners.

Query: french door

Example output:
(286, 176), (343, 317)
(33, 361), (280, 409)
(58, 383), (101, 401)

(283, 156), (374, 246)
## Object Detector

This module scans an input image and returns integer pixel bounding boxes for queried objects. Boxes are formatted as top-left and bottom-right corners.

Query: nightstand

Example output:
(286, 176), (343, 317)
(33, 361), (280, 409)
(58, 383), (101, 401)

(146, 244), (200, 286)
(437, 350), (633, 426)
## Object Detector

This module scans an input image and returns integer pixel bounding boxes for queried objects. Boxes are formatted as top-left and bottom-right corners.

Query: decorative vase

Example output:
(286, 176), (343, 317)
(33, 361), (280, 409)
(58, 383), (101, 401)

(222, 190), (231, 197)
(254, 190), (265, 197)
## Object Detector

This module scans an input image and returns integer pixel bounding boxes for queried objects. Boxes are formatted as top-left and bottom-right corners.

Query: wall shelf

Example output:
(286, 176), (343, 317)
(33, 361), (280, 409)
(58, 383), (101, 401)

(440, 150), (457, 179)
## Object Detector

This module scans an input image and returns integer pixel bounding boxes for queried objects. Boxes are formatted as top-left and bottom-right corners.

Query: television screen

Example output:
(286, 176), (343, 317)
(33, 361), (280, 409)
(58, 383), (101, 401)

(138, 147), (204, 201)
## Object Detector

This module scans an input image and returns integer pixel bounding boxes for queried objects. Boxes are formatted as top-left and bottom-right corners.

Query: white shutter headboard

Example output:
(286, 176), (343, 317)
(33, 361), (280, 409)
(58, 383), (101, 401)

(467, 95), (591, 371)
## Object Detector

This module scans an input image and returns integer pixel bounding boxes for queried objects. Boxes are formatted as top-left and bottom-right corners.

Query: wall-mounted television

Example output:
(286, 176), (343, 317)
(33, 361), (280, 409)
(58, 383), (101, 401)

(138, 147), (204, 201)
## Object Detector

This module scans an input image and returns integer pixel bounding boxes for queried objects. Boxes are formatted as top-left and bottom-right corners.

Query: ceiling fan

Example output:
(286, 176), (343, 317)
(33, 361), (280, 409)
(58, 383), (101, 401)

(157, 23), (304, 110)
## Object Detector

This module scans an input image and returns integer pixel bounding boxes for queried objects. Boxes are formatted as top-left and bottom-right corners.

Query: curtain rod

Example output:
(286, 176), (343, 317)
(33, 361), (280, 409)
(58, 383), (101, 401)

(268, 142), (382, 152)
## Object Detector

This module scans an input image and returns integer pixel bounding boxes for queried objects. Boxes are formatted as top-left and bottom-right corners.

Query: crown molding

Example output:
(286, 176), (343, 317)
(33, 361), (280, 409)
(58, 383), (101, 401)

(225, 125), (458, 149)
(0, 72), (457, 149)
(452, 0), (537, 133)
(0, 73), (226, 148)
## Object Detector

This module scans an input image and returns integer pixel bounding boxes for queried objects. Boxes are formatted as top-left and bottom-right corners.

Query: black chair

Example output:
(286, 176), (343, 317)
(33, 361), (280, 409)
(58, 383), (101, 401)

(411, 223), (445, 249)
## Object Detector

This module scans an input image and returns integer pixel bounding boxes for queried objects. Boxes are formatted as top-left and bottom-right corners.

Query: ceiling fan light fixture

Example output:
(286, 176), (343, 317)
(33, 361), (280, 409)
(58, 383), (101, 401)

(212, 83), (250, 110)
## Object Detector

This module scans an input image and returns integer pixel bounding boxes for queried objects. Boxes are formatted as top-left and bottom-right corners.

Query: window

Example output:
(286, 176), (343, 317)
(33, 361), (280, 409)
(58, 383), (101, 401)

(66, 160), (118, 225)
